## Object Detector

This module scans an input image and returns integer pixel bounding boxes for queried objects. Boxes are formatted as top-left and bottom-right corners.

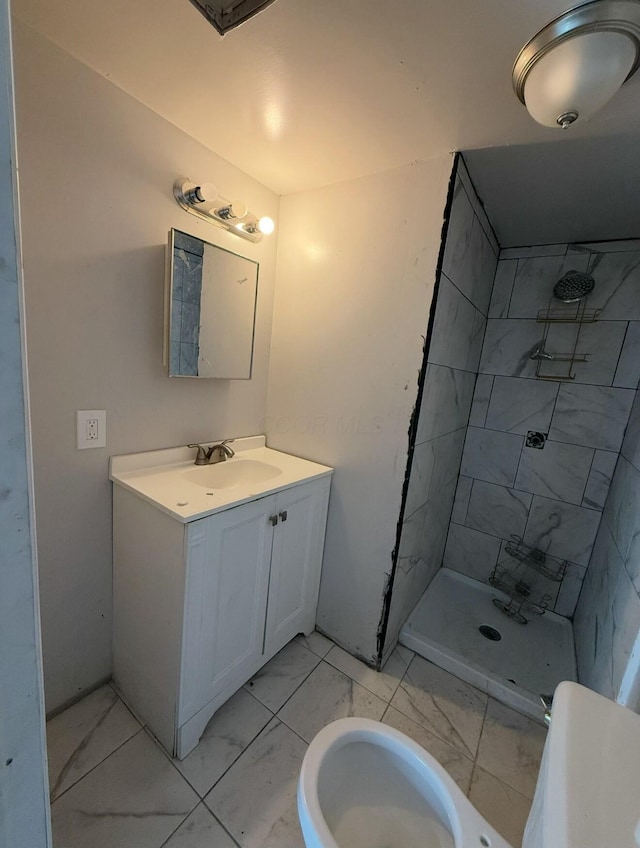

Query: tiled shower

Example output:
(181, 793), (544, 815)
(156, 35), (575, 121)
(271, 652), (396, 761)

(386, 154), (640, 712)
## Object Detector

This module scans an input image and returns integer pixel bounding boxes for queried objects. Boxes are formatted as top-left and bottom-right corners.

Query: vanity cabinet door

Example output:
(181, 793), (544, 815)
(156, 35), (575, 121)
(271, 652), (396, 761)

(263, 478), (330, 659)
(180, 495), (276, 723)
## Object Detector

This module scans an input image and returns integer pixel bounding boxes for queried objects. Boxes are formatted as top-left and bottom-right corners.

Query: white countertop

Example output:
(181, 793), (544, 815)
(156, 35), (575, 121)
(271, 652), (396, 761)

(110, 435), (333, 523)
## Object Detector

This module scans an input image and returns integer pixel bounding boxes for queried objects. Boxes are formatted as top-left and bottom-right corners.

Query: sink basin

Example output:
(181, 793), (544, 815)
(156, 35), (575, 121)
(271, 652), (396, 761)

(183, 458), (282, 490)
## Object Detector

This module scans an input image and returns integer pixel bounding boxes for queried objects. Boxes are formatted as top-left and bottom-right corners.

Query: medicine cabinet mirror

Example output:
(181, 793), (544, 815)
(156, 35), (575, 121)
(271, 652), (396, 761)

(167, 229), (258, 379)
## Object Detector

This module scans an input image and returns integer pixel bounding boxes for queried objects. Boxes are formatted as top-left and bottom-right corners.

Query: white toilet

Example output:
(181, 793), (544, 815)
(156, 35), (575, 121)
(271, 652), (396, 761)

(298, 681), (640, 848)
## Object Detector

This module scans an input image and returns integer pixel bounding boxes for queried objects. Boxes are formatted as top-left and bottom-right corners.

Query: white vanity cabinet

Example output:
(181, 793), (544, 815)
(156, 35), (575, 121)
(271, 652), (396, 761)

(112, 466), (331, 760)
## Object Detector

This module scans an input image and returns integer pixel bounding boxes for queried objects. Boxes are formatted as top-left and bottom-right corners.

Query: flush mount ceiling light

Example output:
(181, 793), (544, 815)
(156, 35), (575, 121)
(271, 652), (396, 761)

(188, 0), (277, 35)
(173, 177), (274, 243)
(513, 0), (640, 128)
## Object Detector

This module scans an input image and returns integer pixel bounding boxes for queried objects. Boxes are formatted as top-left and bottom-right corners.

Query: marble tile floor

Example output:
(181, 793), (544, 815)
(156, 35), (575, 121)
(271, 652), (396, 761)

(47, 630), (547, 848)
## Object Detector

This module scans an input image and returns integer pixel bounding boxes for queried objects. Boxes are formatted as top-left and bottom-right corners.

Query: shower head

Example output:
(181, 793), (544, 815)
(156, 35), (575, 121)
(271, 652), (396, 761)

(553, 270), (595, 303)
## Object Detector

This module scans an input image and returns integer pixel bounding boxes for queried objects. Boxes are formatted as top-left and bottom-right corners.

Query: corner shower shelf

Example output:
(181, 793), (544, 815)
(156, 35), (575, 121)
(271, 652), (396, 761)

(533, 296), (600, 381)
(489, 536), (569, 624)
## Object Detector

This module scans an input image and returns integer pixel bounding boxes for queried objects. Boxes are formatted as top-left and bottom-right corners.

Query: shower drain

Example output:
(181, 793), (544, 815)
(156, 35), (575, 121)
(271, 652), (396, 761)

(479, 625), (502, 641)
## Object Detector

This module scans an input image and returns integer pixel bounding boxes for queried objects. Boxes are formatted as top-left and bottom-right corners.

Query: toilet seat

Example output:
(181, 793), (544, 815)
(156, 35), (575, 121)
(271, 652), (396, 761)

(298, 717), (511, 848)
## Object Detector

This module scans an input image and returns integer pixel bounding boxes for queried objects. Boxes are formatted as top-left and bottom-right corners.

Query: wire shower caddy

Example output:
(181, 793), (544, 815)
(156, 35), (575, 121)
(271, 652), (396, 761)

(489, 535), (569, 624)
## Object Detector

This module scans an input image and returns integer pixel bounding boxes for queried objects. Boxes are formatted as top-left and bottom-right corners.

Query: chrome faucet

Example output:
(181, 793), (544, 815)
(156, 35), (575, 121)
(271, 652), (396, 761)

(188, 440), (235, 466)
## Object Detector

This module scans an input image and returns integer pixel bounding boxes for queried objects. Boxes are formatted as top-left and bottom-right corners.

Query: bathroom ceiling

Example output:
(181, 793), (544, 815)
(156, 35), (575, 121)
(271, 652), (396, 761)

(13, 0), (640, 219)
(465, 131), (640, 247)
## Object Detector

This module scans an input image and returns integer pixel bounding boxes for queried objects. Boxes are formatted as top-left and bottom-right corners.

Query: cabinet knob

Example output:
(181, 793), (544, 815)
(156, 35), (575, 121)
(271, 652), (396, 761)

(279, 510), (288, 522)
(269, 514), (278, 526)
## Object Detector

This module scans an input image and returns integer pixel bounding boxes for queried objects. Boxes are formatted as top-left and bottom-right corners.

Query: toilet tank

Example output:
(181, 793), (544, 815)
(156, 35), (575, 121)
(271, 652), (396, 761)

(523, 681), (640, 848)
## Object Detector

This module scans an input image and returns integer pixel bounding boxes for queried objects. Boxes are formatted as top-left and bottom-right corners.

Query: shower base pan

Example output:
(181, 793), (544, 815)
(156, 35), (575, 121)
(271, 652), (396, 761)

(399, 568), (576, 722)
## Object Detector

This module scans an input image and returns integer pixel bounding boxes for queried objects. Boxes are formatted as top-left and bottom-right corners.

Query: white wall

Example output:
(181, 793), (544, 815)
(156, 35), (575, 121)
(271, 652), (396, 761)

(0, 5), (50, 843)
(13, 22), (279, 712)
(266, 159), (452, 662)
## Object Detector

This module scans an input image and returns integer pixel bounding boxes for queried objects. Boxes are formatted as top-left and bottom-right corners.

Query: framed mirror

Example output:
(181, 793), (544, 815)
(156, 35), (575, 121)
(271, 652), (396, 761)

(166, 229), (258, 379)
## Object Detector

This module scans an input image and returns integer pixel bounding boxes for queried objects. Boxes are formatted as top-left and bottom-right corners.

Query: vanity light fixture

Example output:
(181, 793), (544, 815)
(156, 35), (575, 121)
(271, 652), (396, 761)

(513, 0), (640, 128)
(173, 177), (274, 243)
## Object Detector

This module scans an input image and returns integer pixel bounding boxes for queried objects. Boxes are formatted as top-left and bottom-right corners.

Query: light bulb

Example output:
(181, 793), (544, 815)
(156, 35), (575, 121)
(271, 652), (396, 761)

(258, 216), (275, 235)
(193, 182), (217, 203)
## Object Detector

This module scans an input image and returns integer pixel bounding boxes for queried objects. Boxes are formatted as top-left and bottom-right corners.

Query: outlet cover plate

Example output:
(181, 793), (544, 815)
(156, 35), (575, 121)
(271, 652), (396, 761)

(77, 410), (106, 449)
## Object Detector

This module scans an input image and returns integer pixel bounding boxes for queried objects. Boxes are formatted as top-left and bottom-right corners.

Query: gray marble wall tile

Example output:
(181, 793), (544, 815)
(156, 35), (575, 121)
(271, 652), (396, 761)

(442, 178), (476, 300)
(430, 427), (467, 496)
(469, 374), (493, 427)
(554, 563), (586, 618)
(614, 322), (640, 388)
(480, 320), (544, 378)
(417, 478), (457, 578)
(625, 525), (640, 599)
(611, 565), (640, 697)
(548, 384), (635, 452)
(474, 200), (500, 259)
(443, 522), (501, 582)
(580, 239), (640, 253)
(603, 454), (640, 562)
(451, 476), (473, 524)
(582, 450), (618, 510)
(500, 245), (568, 260)
(515, 440), (593, 506)
(523, 496), (601, 566)
(416, 364), (475, 444)
(574, 522), (620, 699)
(404, 439), (436, 519)
(467, 215), (498, 314)
(508, 254), (590, 319)
(399, 500), (427, 572)
(621, 390), (640, 471)
(587, 251), (640, 319)
(543, 321), (627, 386)
(465, 480), (532, 540)
(460, 427), (524, 487)
(456, 157), (476, 207)
(485, 376), (558, 435)
(466, 307), (487, 372)
(489, 260), (516, 319)
(442, 178), (497, 316)
(429, 275), (478, 371)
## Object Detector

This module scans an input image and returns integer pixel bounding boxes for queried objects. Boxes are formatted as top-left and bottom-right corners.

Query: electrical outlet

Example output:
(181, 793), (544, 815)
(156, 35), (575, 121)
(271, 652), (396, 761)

(77, 410), (106, 449)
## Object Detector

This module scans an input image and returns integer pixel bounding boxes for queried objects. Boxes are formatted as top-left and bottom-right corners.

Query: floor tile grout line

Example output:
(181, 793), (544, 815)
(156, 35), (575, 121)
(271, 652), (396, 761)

(141, 725), (208, 807)
(322, 650), (407, 705)
(147, 698), (277, 802)
(198, 709), (276, 798)
(251, 648), (323, 716)
(49, 725), (145, 806)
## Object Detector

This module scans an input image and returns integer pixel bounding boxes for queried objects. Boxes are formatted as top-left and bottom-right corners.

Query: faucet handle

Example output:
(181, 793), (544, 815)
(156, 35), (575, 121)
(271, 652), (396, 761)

(219, 439), (235, 457)
(187, 444), (210, 465)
